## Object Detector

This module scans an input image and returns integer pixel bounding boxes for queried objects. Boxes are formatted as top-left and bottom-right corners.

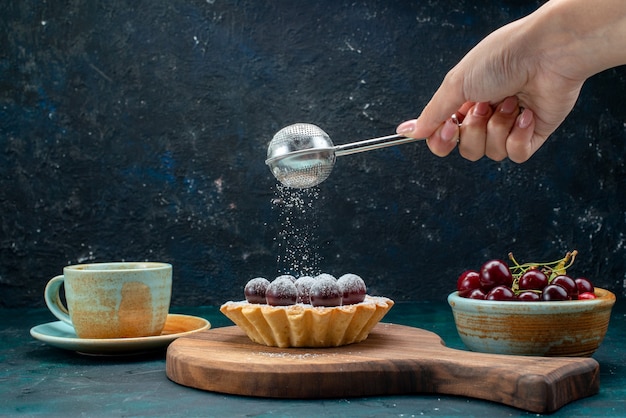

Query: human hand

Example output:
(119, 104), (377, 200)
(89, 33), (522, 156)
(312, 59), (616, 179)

(396, 4), (587, 163)
(450, 97), (536, 162)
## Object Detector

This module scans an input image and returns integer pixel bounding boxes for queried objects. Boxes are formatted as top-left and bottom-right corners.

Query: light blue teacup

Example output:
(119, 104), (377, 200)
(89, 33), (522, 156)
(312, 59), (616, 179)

(44, 262), (172, 339)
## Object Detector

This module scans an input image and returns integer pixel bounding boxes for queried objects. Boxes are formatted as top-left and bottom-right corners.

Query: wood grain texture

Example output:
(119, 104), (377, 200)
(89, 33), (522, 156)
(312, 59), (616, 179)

(166, 323), (599, 413)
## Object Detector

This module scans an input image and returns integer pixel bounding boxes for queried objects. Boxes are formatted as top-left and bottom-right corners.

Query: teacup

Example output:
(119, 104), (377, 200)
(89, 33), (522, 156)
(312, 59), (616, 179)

(44, 262), (172, 339)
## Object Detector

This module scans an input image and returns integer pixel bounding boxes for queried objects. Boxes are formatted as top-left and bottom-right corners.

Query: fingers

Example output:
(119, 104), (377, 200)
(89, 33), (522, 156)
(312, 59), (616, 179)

(410, 101), (476, 158)
(455, 101), (476, 123)
(396, 71), (467, 140)
(398, 97), (537, 162)
(485, 97), (520, 161)
(458, 102), (492, 161)
(425, 117), (461, 157)
(506, 108), (538, 163)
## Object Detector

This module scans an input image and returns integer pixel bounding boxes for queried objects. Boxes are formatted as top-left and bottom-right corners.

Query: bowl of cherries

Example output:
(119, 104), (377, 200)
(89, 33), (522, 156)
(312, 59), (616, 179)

(448, 251), (616, 356)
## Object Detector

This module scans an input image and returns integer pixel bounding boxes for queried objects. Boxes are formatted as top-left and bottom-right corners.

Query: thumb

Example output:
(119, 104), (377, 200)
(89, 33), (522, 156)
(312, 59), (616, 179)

(397, 74), (467, 139)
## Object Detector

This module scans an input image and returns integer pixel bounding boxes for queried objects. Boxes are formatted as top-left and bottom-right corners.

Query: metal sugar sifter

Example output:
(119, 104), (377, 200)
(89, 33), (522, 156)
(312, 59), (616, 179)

(265, 123), (424, 188)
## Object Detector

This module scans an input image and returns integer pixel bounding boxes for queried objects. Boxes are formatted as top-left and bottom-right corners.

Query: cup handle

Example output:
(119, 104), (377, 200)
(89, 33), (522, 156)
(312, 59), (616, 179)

(44, 275), (73, 326)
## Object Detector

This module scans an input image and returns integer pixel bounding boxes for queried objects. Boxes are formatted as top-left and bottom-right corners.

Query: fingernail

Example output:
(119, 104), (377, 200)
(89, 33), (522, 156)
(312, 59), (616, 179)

(396, 120), (416, 134)
(517, 108), (533, 129)
(440, 118), (458, 142)
(473, 102), (490, 116)
(500, 97), (517, 114)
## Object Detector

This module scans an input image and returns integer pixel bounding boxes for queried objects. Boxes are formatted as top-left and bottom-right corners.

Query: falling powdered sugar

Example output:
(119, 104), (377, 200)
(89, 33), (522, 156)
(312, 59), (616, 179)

(272, 184), (322, 276)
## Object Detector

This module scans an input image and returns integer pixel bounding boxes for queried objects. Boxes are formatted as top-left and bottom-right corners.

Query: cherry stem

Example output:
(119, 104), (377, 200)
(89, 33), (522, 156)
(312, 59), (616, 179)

(507, 250), (579, 283)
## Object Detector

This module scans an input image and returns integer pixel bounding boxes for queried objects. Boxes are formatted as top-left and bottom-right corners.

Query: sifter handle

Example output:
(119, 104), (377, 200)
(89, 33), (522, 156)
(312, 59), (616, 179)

(334, 134), (425, 157)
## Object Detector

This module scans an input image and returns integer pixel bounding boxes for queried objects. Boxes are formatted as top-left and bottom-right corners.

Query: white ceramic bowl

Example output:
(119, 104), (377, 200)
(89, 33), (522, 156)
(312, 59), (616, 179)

(448, 288), (615, 356)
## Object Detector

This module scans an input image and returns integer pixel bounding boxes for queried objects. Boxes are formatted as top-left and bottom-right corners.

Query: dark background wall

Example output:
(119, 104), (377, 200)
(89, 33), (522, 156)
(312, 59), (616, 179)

(2, 0), (625, 309)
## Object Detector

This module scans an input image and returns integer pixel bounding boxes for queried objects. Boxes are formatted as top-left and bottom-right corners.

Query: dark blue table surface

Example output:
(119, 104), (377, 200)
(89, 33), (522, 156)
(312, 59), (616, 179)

(2, 300), (625, 417)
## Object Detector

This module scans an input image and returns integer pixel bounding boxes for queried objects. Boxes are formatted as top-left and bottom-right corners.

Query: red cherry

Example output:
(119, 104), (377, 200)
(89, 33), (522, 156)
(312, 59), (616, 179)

(457, 270), (481, 296)
(465, 288), (486, 300)
(337, 274), (366, 305)
(480, 260), (513, 290)
(276, 274), (297, 283)
(486, 285), (516, 301)
(575, 277), (595, 294)
(551, 275), (577, 299)
(295, 276), (315, 304)
(541, 284), (569, 301)
(578, 292), (597, 300)
(244, 277), (270, 304)
(310, 276), (342, 307)
(518, 269), (548, 291)
(517, 291), (541, 301)
(265, 277), (298, 306)
(315, 273), (337, 282)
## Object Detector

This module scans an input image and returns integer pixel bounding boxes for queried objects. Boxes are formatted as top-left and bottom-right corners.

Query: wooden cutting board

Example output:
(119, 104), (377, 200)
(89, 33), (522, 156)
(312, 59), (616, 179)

(165, 323), (599, 413)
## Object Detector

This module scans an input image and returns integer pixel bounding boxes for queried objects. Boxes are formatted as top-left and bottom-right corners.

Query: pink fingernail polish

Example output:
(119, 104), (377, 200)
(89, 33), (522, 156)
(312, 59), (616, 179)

(473, 102), (490, 116)
(500, 97), (517, 114)
(396, 120), (416, 134)
(518, 108), (533, 129)
(440, 119), (458, 142)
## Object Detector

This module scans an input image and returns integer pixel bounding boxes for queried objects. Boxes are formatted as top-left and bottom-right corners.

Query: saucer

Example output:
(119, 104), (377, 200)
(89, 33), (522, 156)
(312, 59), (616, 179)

(30, 314), (210, 356)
